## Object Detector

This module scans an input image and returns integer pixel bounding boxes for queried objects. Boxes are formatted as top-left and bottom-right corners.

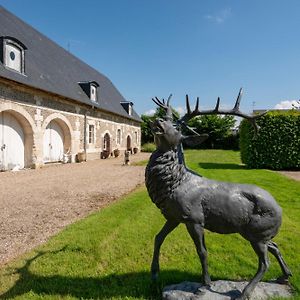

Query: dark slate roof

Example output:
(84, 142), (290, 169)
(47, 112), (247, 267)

(0, 6), (141, 122)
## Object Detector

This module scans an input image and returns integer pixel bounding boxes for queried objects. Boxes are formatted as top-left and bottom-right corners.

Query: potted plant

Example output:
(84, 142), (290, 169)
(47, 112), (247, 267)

(113, 149), (120, 157)
(77, 152), (86, 162)
(101, 150), (110, 159)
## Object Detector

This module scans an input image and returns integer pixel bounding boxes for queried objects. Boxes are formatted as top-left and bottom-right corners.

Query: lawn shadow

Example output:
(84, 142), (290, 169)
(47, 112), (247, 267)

(199, 162), (245, 170)
(0, 249), (200, 300)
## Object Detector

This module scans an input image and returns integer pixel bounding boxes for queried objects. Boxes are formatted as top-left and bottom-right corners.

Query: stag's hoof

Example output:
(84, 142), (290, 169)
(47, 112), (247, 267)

(195, 287), (207, 295)
(234, 294), (246, 300)
(203, 276), (212, 287)
(276, 275), (290, 284)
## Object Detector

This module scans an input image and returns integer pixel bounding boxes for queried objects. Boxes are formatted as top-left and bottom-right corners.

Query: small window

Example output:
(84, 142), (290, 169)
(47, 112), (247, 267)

(117, 129), (121, 144)
(90, 85), (97, 102)
(120, 101), (134, 115)
(135, 131), (138, 144)
(1, 37), (26, 74)
(88, 125), (95, 144)
(78, 81), (99, 102)
(5, 43), (21, 72)
(128, 104), (132, 116)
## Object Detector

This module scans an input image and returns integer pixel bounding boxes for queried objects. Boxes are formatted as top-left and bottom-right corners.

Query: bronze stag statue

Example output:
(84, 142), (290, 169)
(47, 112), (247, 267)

(145, 89), (292, 300)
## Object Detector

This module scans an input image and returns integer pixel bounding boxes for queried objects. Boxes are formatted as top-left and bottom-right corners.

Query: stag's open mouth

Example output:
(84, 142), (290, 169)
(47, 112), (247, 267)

(152, 122), (165, 135)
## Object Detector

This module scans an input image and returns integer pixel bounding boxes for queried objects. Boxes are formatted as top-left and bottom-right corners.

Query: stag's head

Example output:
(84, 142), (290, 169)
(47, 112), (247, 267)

(151, 95), (208, 152)
(151, 89), (266, 153)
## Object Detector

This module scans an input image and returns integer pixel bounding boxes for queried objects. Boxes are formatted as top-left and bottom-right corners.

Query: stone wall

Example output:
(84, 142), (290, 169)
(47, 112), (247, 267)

(0, 78), (141, 169)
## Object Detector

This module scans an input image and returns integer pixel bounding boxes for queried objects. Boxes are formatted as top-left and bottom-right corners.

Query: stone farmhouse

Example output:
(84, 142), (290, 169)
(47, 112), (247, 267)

(0, 6), (141, 171)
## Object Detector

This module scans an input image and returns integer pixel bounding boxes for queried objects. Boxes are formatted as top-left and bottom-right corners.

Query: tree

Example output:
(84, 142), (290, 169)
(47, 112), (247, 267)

(186, 115), (236, 149)
(141, 114), (154, 144)
(141, 107), (236, 149)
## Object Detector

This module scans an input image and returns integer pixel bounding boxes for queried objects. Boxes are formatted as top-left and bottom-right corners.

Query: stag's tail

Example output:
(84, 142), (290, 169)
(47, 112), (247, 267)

(242, 188), (282, 241)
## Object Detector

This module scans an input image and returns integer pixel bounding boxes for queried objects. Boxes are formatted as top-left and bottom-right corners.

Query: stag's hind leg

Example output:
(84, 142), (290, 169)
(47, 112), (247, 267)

(186, 223), (211, 286)
(237, 241), (269, 300)
(151, 220), (179, 281)
(267, 241), (292, 283)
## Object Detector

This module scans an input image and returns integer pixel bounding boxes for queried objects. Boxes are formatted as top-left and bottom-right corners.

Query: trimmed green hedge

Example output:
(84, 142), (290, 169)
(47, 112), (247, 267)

(141, 143), (156, 153)
(239, 110), (300, 170)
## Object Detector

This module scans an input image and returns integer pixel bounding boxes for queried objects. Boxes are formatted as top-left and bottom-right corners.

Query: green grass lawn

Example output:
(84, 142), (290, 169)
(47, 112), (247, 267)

(0, 150), (299, 300)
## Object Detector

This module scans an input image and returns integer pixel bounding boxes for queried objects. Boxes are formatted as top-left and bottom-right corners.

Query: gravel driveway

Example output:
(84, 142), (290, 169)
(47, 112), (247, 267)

(0, 152), (150, 265)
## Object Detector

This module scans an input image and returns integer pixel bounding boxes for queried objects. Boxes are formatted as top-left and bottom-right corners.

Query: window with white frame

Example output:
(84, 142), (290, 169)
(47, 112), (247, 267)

(117, 129), (121, 145)
(1, 37), (26, 74)
(90, 84), (97, 102)
(128, 104), (132, 116)
(88, 125), (95, 144)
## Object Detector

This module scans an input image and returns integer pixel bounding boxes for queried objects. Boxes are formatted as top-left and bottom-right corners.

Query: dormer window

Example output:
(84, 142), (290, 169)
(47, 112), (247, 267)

(90, 84), (97, 102)
(78, 81), (99, 102)
(1, 36), (27, 74)
(121, 101), (134, 116)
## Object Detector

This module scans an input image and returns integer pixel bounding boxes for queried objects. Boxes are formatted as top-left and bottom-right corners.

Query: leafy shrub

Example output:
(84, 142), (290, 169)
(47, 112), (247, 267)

(141, 143), (156, 153)
(186, 115), (237, 150)
(239, 110), (300, 170)
(221, 133), (240, 150)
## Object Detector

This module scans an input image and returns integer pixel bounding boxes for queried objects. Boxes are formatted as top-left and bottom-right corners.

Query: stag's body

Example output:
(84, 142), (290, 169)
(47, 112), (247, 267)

(146, 93), (291, 300)
(146, 147), (281, 241)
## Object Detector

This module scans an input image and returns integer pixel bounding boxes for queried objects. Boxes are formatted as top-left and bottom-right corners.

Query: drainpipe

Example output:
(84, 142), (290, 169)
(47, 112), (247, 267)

(83, 112), (87, 161)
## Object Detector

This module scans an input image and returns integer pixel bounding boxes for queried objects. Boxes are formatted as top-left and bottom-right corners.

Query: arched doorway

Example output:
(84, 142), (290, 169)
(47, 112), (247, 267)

(103, 133), (111, 153)
(0, 111), (25, 170)
(127, 135), (131, 152)
(42, 114), (72, 164)
(43, 120), (65, 163)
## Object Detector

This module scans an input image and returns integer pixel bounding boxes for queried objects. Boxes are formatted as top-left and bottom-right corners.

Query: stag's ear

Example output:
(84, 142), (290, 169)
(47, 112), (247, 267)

(182, 134), (209, 147)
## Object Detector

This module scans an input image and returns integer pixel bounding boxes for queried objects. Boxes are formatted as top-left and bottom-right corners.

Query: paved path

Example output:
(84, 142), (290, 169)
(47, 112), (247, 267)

(0, 152), (150, 265)
(280, 171), (300, 182)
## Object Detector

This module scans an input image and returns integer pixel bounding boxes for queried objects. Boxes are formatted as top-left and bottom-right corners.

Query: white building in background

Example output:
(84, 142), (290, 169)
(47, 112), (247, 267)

(0, 6), (141, 171)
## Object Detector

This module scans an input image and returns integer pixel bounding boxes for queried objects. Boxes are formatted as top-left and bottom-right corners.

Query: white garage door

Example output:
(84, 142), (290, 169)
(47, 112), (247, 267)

(0, 112), (25, 171)
(43, 120), (64, 163)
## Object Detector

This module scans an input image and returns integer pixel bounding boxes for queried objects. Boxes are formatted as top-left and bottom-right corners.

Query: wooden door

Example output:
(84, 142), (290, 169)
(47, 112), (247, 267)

(0, 112), (25, 170)
(103, 133), (111, 153)
(43, 120), (64, 162)
(127, 135), (131, 151)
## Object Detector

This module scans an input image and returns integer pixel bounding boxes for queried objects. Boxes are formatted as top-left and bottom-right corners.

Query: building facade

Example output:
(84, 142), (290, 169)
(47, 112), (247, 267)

(0, 7), (141, 171)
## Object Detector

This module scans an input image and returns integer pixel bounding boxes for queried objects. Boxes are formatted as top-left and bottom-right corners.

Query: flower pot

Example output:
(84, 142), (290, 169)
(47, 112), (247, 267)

(113, 149), (120, 157)
(77, 152), (86, 162)
(101, 150), (110, 159)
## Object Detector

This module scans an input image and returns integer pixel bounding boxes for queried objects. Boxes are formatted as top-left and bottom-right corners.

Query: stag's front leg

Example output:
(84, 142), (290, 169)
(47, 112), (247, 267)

(151, 220), (179, 281)
(186, 223), (211, 286)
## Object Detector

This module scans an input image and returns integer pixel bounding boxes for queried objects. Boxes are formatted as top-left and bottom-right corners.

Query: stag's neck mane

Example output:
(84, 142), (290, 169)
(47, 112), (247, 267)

(145, 144), (199, 210)
(151, 145), (184, 165)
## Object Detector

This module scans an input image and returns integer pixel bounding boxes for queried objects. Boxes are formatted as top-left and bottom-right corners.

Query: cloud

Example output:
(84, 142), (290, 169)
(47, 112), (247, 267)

(274, 100), (300, 109)
(205, 8), (232, 24)
(175, 106), (186, 117)
(143, 109), (156, 116)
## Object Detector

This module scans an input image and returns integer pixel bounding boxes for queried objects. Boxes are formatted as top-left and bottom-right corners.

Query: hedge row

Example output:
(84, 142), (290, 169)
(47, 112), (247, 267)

(183, 134), (239, 150)
(239, 110), (300, 170)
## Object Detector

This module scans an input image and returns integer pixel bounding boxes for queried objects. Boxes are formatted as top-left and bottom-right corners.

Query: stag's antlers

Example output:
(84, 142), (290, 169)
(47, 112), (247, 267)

(152, 94), (176, 121)
(153, 89), (267, 133)
(179, 88), (266, 133)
